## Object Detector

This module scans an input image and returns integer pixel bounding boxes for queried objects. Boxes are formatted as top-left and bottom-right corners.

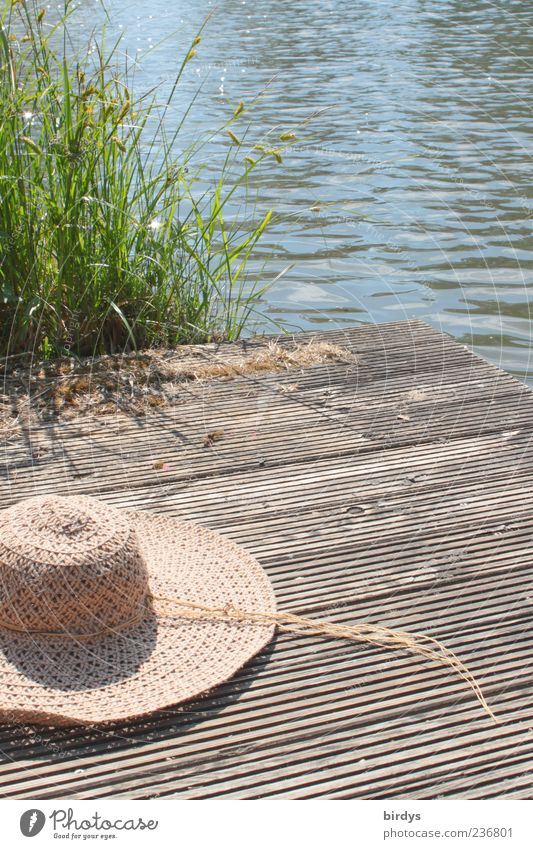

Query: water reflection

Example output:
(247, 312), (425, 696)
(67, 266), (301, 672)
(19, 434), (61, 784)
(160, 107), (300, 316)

(49, 0), (533, 380)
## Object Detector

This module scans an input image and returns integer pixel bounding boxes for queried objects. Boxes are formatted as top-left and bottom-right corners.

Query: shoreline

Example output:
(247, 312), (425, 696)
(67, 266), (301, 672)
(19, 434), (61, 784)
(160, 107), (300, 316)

(0, 337), (355, 437)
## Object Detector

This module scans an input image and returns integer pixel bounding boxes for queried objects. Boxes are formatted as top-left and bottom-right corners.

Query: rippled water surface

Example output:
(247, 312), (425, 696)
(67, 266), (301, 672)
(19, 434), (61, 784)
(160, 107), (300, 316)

(70, 0), (533, 380)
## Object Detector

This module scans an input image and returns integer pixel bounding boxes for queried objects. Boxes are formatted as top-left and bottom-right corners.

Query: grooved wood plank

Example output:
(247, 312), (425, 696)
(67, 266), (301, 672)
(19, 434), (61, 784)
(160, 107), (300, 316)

(1, 318), (533, 799)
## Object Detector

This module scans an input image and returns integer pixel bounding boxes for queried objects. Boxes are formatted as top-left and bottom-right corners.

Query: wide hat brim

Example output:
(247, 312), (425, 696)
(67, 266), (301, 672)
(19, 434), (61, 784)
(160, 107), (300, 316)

(0, 511), (276, 726)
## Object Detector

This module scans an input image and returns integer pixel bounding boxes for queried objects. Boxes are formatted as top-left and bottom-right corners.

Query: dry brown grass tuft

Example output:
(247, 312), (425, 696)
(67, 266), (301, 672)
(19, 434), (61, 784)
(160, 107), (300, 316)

(0, 338), (356, 433)
(181, 340), (355, 380)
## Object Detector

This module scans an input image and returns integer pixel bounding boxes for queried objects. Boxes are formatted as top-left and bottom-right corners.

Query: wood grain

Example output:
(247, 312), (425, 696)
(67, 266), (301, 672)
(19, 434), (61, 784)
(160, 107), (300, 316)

(1, 318), (532, 799)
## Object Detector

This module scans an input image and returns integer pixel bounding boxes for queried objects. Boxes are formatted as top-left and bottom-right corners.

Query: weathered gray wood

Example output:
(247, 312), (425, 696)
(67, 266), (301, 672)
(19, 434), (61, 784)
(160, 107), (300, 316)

(1, 318), (533, 799)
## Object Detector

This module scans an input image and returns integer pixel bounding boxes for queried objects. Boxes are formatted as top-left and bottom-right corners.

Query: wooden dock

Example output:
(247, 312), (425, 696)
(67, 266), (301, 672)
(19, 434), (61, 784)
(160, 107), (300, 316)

(1, 318), (533, 799)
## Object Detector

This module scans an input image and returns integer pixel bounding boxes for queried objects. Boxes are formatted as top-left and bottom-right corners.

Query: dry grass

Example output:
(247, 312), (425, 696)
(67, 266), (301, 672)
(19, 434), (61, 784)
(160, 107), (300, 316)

(0, 339), (356, 435)
(187, 340), (355, 379)
(155, 594), (497, 722)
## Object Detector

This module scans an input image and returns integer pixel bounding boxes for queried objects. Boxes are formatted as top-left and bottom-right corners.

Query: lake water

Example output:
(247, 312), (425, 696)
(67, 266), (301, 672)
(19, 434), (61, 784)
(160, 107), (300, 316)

(70, 0), (533, 381)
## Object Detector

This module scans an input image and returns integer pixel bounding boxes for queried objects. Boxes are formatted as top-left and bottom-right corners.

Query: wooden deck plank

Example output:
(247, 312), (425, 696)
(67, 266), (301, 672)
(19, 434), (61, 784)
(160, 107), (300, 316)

(1, 318), (533, 799)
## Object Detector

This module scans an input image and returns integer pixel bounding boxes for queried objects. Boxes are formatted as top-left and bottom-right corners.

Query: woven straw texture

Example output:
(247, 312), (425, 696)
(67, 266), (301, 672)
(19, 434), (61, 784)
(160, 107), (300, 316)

(0, 495), (276, 726)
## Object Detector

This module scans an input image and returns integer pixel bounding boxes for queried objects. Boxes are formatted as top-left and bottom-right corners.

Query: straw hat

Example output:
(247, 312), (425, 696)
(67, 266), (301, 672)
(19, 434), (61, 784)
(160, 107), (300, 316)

(0, 494), (276, 726)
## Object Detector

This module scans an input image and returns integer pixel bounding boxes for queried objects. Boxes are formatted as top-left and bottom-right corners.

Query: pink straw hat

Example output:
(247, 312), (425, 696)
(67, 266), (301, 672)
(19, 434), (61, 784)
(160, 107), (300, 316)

(0, 494), (275, 726)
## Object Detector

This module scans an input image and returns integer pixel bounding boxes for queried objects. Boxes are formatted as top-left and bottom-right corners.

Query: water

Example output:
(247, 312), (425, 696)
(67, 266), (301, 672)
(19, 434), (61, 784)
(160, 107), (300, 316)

(69, 0), (533, 380)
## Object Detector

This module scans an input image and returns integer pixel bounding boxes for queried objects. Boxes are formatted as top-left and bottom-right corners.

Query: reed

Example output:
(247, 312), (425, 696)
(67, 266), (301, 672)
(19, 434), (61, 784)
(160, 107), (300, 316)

(0, 1), (288, 357)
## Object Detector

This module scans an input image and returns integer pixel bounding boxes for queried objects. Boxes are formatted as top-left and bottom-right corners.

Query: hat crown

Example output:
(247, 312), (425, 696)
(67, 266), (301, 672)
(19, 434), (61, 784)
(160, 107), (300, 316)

(0, 495), (148, 635)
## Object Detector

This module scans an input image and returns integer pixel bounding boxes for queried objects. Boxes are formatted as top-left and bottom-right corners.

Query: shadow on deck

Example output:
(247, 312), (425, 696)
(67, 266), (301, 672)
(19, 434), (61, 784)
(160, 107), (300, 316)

(1, 319), (533, 799)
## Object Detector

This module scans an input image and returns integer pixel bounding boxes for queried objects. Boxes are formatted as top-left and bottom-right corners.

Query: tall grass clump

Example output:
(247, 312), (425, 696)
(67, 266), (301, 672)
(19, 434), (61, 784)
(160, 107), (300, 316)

(0, 1), (291, 358)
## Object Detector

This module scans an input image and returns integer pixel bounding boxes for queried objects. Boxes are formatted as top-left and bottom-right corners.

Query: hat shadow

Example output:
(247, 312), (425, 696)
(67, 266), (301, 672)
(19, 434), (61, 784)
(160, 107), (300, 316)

(0, 608), (158, 692)
(0, 633), (277, 777)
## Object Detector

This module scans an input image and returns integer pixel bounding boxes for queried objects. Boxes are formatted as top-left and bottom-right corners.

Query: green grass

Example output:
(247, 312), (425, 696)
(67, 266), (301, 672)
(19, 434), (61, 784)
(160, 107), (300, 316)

(0, 0), (291, 358)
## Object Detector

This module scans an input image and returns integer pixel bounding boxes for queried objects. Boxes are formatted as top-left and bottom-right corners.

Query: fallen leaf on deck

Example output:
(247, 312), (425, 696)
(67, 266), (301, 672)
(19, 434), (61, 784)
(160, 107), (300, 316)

(154, 460), (170, 471)
(203, 430), (225, 448)
(277, 383), (299, 394)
